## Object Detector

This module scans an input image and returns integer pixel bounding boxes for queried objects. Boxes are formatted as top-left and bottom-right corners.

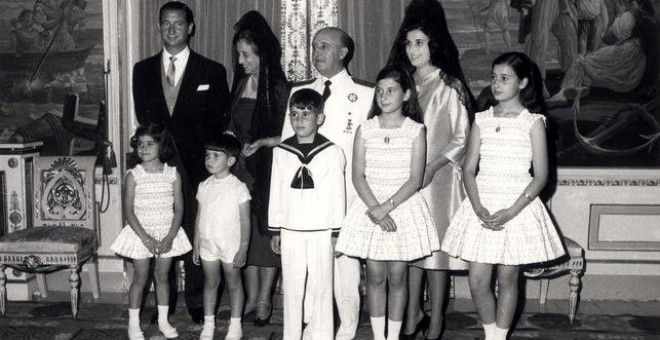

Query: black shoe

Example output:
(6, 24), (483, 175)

(254, 302), (272, 327)
(189, 307), (204, 324)
(400, 313), (430, 340)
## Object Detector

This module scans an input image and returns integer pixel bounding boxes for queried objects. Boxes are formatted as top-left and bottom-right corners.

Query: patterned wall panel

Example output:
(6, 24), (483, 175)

(281, 0), (338, 82)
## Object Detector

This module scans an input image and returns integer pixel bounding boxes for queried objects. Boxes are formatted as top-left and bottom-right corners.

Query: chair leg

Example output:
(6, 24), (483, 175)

(0, 265), (6, 316)
(538, 278), (549, 313)
(568, 269), (582, 324)
(87, 262), (100, 299)
(36, 273), (49, 299)
(69, 266), (80, 319)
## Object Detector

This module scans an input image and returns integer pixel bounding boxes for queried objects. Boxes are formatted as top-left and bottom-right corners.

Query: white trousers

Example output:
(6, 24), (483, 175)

(334, 253), (361, 340)
(281, 229), (334, 340)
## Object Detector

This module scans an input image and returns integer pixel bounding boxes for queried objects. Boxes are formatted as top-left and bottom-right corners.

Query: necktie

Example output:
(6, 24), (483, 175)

(167, 56), (177, 86)
(322, 80), (331, 102)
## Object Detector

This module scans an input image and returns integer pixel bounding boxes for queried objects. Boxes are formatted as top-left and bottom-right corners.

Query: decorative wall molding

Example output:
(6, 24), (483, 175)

(558, 178), (660, 187)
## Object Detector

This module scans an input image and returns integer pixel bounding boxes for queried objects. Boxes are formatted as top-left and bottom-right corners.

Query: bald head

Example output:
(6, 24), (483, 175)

(312, 27), (354, 77)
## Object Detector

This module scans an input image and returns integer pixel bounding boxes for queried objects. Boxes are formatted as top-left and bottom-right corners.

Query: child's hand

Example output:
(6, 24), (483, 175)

(367, 204), (391, 224)
(192, 246), (201, 266)
(378, 215), (397, 232)
(141, 236), (159, 255)
(270, 236), (281, 255)
(232, 248), (247, 268)
(158, 234), (175, 255)
(487, 208), (515, 228)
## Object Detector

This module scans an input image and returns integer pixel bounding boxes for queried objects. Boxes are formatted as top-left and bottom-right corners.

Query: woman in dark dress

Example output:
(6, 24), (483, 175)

(228, 10), (290, 326)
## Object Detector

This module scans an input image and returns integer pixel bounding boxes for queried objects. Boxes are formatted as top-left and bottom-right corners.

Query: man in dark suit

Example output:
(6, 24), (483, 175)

(132, 1), (230, 323)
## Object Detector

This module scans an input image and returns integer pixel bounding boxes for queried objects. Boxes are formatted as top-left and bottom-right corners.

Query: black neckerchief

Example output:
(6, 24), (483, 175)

(277, 134), (334, 189)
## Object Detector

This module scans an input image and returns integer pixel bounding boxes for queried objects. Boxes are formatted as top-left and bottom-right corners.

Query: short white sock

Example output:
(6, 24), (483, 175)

(370, 316), (386, 340)
(157, 305), (172, 327)
(483, 322), (496, 340)
(386, 319), (402, 340)
(128, 308), (140, 329)
(494, 326), (509, 340)
(204, 315), (215, 324)
(229, 317), (241, 327)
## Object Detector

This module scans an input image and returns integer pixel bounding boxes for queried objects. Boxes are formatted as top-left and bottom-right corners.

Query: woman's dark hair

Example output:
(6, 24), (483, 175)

(492, 52), (548, 115)
(387, 0), (476, 120)
(129, 123), (175, 164)
(369, 65), (423, 123)
(231, 11), (288, 140)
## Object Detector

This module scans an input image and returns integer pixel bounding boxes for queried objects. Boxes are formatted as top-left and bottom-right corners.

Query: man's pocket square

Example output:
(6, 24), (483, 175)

(197, 84), (210, 91)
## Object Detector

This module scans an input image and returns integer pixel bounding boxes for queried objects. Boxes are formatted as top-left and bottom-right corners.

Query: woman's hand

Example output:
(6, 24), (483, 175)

(367, 203), (392, 224)
(242, 139), (263, 157)
(232, 248), (248, 268)
(378, 215), (397, 232)
(270, 236), (281, 255)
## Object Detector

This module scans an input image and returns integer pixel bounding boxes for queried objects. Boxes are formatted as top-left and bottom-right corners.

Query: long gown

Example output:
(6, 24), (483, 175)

(413, 70), (471, 270)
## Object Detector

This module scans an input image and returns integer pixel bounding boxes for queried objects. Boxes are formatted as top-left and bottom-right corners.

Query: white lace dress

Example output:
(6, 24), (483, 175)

(111, 164), (192, 259)
(336, 117), (440, 261)
(442, 109), (565, 265)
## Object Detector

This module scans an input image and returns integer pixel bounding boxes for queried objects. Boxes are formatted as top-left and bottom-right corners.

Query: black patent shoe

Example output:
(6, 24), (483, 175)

(400, 313), (430, 339)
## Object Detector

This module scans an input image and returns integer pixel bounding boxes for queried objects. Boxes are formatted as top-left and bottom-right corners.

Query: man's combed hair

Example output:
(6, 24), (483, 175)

(159, 1), (196, 38)
(289, 88), (324, 114)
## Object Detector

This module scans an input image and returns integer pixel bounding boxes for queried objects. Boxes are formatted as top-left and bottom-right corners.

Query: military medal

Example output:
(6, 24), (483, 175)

(348, 93), (358, 102)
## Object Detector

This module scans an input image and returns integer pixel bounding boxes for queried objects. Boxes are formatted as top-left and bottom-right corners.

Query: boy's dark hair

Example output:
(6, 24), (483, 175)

(204, 132), (241, 159)
(369, 65), (423, 123)
(492, 52), (548, 115)
(289, 88), (324, 114)
(159, 1), (196, 39)
(130, 123), (175, 163)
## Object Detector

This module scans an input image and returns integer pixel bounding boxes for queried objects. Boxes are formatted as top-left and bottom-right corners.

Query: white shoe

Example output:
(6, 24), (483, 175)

(128, 328), (145, 340)
(200, 323), (215, 340)
(224, 321), (242, 340)
(159, 322), (179, 339)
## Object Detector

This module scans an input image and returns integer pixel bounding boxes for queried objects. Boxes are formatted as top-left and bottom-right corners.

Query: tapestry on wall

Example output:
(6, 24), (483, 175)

(0, 0), (105, 155)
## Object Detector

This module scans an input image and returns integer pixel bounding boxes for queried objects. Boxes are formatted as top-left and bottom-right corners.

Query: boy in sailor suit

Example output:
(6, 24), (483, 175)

(270, 89), (346, 340)
(281, 27), (374, 340)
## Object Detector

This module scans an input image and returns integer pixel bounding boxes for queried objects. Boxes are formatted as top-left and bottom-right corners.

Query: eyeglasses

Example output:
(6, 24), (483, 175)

(289, 111), (316, 120)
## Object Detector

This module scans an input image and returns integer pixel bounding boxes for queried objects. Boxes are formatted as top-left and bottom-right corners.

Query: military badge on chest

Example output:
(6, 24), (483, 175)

(343, 92), (358, 134)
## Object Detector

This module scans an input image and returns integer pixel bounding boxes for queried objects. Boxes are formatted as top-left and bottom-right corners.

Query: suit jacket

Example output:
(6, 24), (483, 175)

(133, 50), (231, 187)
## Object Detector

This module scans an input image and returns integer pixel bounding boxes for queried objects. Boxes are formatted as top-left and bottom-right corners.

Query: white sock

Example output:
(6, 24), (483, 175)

(204, 315), (215, 325)
(494, 326), (509, 340)
(128, 308), (141, 330)
(386, 319), (402, 340)
(157, 305), (173, 327)
(483, 322), (496, 340)
(370, 316), (386, 340)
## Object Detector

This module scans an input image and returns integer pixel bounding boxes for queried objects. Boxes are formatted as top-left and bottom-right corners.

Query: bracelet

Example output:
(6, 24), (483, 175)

(388, 198), (397, 208)
(523, 192), (533, 201)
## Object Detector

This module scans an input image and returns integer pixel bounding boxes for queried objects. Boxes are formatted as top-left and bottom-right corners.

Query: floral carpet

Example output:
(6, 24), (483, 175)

(0, 300), (658, 339)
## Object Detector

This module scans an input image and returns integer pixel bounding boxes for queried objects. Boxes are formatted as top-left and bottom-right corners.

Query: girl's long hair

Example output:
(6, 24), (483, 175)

(492, 52), (548, 115)
(231, 10), (288, 139)
(369, 65), (423, 123)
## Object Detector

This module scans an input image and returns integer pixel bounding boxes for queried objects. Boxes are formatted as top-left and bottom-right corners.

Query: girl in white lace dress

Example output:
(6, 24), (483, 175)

(441, 52), (565, 340)
(336, 65), (439, 340)
(111, 123), (192, 340)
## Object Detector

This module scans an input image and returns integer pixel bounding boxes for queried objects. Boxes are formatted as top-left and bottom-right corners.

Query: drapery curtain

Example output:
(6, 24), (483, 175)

(136, 0), (281, 81)
(339, 0), (412, 82)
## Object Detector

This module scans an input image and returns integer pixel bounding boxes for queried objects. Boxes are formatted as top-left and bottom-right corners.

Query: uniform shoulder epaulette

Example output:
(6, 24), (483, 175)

(292, 78), (317, 87)
(351, 77), (374, 88)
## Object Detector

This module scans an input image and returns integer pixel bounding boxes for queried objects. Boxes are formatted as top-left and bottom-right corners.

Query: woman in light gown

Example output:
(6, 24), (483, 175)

(387, 0), (476, 338)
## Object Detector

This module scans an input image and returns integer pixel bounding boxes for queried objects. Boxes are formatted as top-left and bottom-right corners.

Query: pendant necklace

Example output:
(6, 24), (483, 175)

(494, 110), (521, 133)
